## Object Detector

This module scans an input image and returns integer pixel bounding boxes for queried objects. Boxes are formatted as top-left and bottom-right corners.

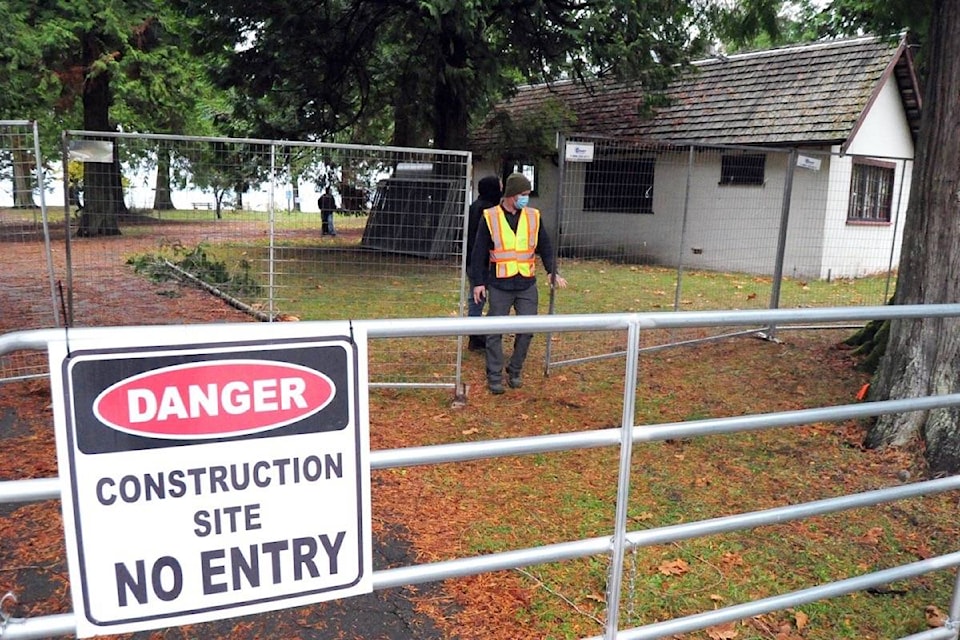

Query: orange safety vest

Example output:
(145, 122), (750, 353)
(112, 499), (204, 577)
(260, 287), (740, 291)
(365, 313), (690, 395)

(483, 205), (540, 278)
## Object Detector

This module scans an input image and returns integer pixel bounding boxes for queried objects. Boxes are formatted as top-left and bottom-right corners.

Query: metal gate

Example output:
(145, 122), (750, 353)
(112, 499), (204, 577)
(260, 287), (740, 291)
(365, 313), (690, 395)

(2, 304), (960, 639)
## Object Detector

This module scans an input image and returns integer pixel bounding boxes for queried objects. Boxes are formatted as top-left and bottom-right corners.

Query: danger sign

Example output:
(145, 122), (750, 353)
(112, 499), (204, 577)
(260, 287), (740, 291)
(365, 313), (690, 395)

(49, 326), (372, 637)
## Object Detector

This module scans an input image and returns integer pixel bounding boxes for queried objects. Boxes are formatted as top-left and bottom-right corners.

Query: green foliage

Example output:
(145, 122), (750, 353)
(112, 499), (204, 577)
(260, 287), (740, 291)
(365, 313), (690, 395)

(477, 97), (577, 163)
(175, 0), (712, 149)
(128, 242), (262, 299)
(716, 0), (824, 52)
(818, 0), (931, 39)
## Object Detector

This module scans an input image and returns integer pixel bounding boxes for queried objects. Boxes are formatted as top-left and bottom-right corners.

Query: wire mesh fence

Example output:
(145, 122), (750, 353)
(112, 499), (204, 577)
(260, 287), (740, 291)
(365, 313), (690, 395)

(0, 120), (59, 381)
(0, 126), (914, 386)
(544, 134), (909, 370)
(53, 132), (472, 387)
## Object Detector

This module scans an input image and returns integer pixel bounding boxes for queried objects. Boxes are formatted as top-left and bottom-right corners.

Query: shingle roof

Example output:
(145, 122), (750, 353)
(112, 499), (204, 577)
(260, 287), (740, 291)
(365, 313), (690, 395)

(470, 35), (920, 152)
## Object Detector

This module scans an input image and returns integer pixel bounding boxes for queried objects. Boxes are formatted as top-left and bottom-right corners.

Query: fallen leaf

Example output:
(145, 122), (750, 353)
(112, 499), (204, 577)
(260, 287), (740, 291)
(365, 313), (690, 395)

(461, 428), (479, 436)
(856, 526), (884, 545)
(719, 552), (745, 571)
(794, 610), (809, 630)
(926, 605), (947, 627)
(658, 558), (689, 576)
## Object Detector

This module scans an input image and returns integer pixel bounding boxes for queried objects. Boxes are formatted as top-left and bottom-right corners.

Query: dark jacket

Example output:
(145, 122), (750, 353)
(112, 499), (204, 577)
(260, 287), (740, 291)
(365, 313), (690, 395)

(466, 176), (502, 284)
(318, 192), (336, 214)
(469, 202), (558, 292)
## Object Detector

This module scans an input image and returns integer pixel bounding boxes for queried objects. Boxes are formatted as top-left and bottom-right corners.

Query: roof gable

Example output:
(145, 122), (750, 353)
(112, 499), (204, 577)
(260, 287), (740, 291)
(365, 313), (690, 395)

(471, 35), (921, 152)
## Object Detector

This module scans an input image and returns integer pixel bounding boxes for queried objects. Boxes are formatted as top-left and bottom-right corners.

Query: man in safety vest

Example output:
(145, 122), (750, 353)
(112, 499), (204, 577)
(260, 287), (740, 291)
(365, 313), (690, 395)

(470, 172), (568, 395)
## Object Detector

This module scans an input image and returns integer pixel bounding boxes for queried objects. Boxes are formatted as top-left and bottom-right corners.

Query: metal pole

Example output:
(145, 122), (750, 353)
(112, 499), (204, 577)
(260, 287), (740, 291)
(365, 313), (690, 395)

(884, 159), (909, 303)
(766, 148), (798, 339)
(603, 319), (642, 639)
(673, 145), (695, 312)
(61, 131), (74, 327)
(455, 153), (473, 393)
(268, 143), (277, 321)
(33, 121), (60, 328)
(544, 132), (568, 376)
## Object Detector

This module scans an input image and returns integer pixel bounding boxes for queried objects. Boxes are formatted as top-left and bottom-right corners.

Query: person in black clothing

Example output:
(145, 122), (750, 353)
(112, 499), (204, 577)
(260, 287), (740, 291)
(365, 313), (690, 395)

(465, 175), (502, 351)
(318, 187), (338, 236)
(470, 172), (567, 395)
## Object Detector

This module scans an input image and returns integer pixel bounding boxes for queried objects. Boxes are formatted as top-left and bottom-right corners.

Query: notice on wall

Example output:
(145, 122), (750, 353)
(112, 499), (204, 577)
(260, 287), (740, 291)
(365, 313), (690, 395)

(48, 325), (372, 637)
(796, 154), (822, 171)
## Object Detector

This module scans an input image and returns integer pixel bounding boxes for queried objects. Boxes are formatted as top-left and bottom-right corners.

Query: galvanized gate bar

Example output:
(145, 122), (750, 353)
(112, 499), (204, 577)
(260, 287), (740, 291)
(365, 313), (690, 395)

(3, 304), (960, 639)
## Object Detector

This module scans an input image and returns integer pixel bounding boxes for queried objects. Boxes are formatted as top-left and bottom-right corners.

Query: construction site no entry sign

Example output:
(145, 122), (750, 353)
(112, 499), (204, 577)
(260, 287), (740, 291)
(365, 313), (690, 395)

(48, 324), (372, 638)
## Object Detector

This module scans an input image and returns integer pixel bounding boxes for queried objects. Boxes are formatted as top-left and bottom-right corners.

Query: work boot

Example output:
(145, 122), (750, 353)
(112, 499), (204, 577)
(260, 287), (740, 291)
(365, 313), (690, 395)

(488, 379), (505, 395)
(507, 373), (523, 389)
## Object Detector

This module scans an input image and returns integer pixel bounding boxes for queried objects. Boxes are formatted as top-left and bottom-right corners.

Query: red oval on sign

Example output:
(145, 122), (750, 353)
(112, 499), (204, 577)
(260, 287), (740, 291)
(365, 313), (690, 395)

(93, 360), (336, 439)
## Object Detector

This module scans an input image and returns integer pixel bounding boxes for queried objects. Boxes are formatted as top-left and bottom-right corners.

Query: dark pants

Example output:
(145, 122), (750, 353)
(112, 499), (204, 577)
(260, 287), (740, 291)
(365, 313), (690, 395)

(468, 290), (486, 318)
(485, 285), (538, 383)
(321, 212), (336, 235)
(467, 289), (486, 347)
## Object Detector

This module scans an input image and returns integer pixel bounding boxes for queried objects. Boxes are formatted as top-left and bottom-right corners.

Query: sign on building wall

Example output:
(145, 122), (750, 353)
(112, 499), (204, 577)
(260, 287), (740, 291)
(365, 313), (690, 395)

(49, 325), (371, 637)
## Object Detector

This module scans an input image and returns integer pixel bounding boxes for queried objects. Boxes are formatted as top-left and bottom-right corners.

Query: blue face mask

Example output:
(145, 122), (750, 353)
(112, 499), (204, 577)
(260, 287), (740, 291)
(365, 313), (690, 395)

(515, 194), (530, 209)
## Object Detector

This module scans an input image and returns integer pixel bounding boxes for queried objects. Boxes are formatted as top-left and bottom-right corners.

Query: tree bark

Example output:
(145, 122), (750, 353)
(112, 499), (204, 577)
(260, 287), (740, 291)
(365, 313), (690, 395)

(432, 14), (470, 151)
(11, 137), (35, 209)
(152, 145), (175, 210)
(75, 33), (127, 237)
(866, 1), (960, 474)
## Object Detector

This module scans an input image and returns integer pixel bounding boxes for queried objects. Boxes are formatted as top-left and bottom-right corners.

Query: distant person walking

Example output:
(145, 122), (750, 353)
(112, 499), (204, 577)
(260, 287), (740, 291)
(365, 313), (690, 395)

(465, 175), (502, 351)
(470, 172), (567, 395)
(318, 187), (338, 236)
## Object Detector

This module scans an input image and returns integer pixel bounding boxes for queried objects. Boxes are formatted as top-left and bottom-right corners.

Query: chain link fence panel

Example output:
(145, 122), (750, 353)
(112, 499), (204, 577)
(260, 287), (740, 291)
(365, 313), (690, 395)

(0, 120), (60, 382)
(545, 135), (907, 371)
(61, 131), (471, 388)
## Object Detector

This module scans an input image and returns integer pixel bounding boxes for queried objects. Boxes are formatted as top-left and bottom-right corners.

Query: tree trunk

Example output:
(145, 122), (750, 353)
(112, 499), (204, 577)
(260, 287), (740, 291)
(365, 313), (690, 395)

(76, 34), (126, 237)
(866, 1), (960, 475)
(432, 14), (470, 152)
(11, 138), (34, 209)
(233, 181), (246, 212)
(393, 68), (430, 148)
(152, 145), (175, 210)
(289, 163), (303, 213)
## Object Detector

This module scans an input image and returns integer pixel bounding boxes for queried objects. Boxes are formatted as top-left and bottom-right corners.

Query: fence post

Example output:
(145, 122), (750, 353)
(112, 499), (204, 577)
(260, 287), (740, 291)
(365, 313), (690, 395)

(766, 147), (799, 338)
(672, 145), (695, 312)
(544, 133), (568, 375)
(603, 318), (642, 639)
(884, 160), (910, 302)
(268, 142), (278, 320)
(61, 131), (75, 327)
(31, 121), (60, 328)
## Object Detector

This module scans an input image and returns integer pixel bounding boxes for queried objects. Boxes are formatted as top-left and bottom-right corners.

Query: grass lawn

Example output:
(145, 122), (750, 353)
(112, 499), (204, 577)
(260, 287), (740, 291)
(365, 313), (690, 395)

(61, 212), (951, 640)
(369, 325), (955, 640)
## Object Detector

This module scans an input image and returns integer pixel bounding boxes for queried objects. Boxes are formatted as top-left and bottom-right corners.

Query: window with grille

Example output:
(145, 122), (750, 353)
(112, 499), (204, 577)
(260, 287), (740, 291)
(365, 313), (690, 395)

(584, 155), (655, 213)
(848, 159), (894, 223)
(719, 153), (766, 186)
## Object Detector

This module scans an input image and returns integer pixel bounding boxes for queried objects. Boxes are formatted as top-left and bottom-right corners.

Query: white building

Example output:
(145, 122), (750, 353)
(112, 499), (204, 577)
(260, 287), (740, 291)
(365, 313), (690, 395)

(470, 35), (920, 280)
